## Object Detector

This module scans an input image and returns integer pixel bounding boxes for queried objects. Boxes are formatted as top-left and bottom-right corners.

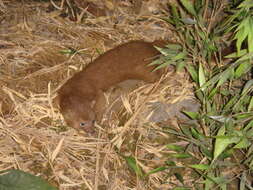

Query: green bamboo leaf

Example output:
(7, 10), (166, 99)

(173, 187), (190, 190)
(176, 61), (186, 71)
(234, 137), (251, 149)
(165, 44), (182, 50)
(213, 126), (239, 160)
(235, 61), (252, 79)
(149, 58), (163, 66)
(201, 147), (213, 159)
(0, 169), (57, 190)
(248, 96), (253, 111)
(236, 52), (253, 63)
(182, 111), (199, 119)
(123, 156), (143, 177)
(171, 153), (192, 159)
(171, 4), (181, 27)
(244, 120), (253, 131)
(199, 63), (206, 91)
(223, 96), (239, 111)
(189, 164), (210, 170)
(186, 64), (198, 82)
(180, 0), (197, 16)
(216, 67), (234, 87)
(153, 60), (173, 71)
(201, 63), (239, 90)
(242, 79), (253, 94)
(234, 18), (249, 53)
(166, 144), (184, 152)
(171, 52), (187, 61)
(235, 113), (253, 119)
(191, 128), (204, 140)
(224, 49), (247, 58)
(59, 48), (77, 55)
(154, 46), (172, 56)
(248, 17), (253, 52)
(175, 173), (184, 185)
(194, 0), (203, 14)
(166, 160), (177, 166)
(204, 172), (215, 189)
(208, 87), (217, 99)
(238, 0), (253, 8)
(145, 166), (168, 176)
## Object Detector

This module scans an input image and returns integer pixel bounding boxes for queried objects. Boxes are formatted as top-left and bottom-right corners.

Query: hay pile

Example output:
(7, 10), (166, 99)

(0, 0), (197, 189)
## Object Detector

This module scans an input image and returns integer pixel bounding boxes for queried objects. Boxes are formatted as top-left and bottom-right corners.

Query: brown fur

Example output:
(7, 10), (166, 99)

(57, 40), (166, 133)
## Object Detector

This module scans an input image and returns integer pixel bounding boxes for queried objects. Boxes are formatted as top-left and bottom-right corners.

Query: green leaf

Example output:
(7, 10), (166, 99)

(208, 87), (217, 99)
(216, 67), (234, 87)
(166, 160), (177, 166)
(59, 48), (77, 55)
(176, 61), (186, 71)
(166, 144), (185, 152)
(213, 126), (239, 160)
(244, 120), (253, 131)
(223, 96), (239, 111)
(236, 52), (253, 62)
(234, 137), (251, 149)
(199, 63), (206, 91)
(191, 128), (204, 140)
(175, 172), (184, 185)
(235, 24), (248, 53)
(186, 64), (198, 82)
(154, 46), (172, 56)
(248, 96), (253, 111)
(171, 52), (187, 61)
(170, 153), (192, 159)
(123, 156), (143, 177)
(238, 0), (253, 9)
(145, 166), (168, 176)
(248, 17), (253, 52)
(189, 164), (210, 170)
(0, 169), (57, 190)
(171, 4), (181, 28)
(180, 0), (197, 16)
(235, 62), (252, 78)
(241, 79), (253, 94)
(204, 171), (215, 189)
(182, 111), (199, 119)
(224, 49), (247, 58)
(165, 44), (182, 50)
(173, 187), (190, 190)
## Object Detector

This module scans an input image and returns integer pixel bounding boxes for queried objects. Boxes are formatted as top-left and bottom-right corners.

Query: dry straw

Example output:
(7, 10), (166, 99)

(0, 0), (196, 189)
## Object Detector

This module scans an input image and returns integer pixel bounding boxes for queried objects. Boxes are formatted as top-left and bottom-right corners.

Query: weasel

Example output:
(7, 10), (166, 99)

(57, 40), (166, 133)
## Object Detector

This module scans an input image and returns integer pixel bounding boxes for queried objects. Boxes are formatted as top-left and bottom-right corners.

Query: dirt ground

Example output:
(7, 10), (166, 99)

(0, 0), (197, 189)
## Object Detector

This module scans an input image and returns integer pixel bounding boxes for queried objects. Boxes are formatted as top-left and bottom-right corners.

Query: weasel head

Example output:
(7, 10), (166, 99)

(59, 95), (96, 134)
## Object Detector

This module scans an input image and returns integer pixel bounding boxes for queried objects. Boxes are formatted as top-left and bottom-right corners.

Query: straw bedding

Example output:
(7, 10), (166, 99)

(0, 1), (197, 189)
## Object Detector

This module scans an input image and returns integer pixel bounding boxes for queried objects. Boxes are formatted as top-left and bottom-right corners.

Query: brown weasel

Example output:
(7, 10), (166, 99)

(57, 40), (166, 133)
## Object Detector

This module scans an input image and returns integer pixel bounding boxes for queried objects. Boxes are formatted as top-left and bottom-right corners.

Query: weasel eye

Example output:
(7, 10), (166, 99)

(80, 122), (87, 127)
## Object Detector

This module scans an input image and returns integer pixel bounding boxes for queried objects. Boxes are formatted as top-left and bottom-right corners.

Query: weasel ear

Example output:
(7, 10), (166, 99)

(91, 100), (96, 108)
